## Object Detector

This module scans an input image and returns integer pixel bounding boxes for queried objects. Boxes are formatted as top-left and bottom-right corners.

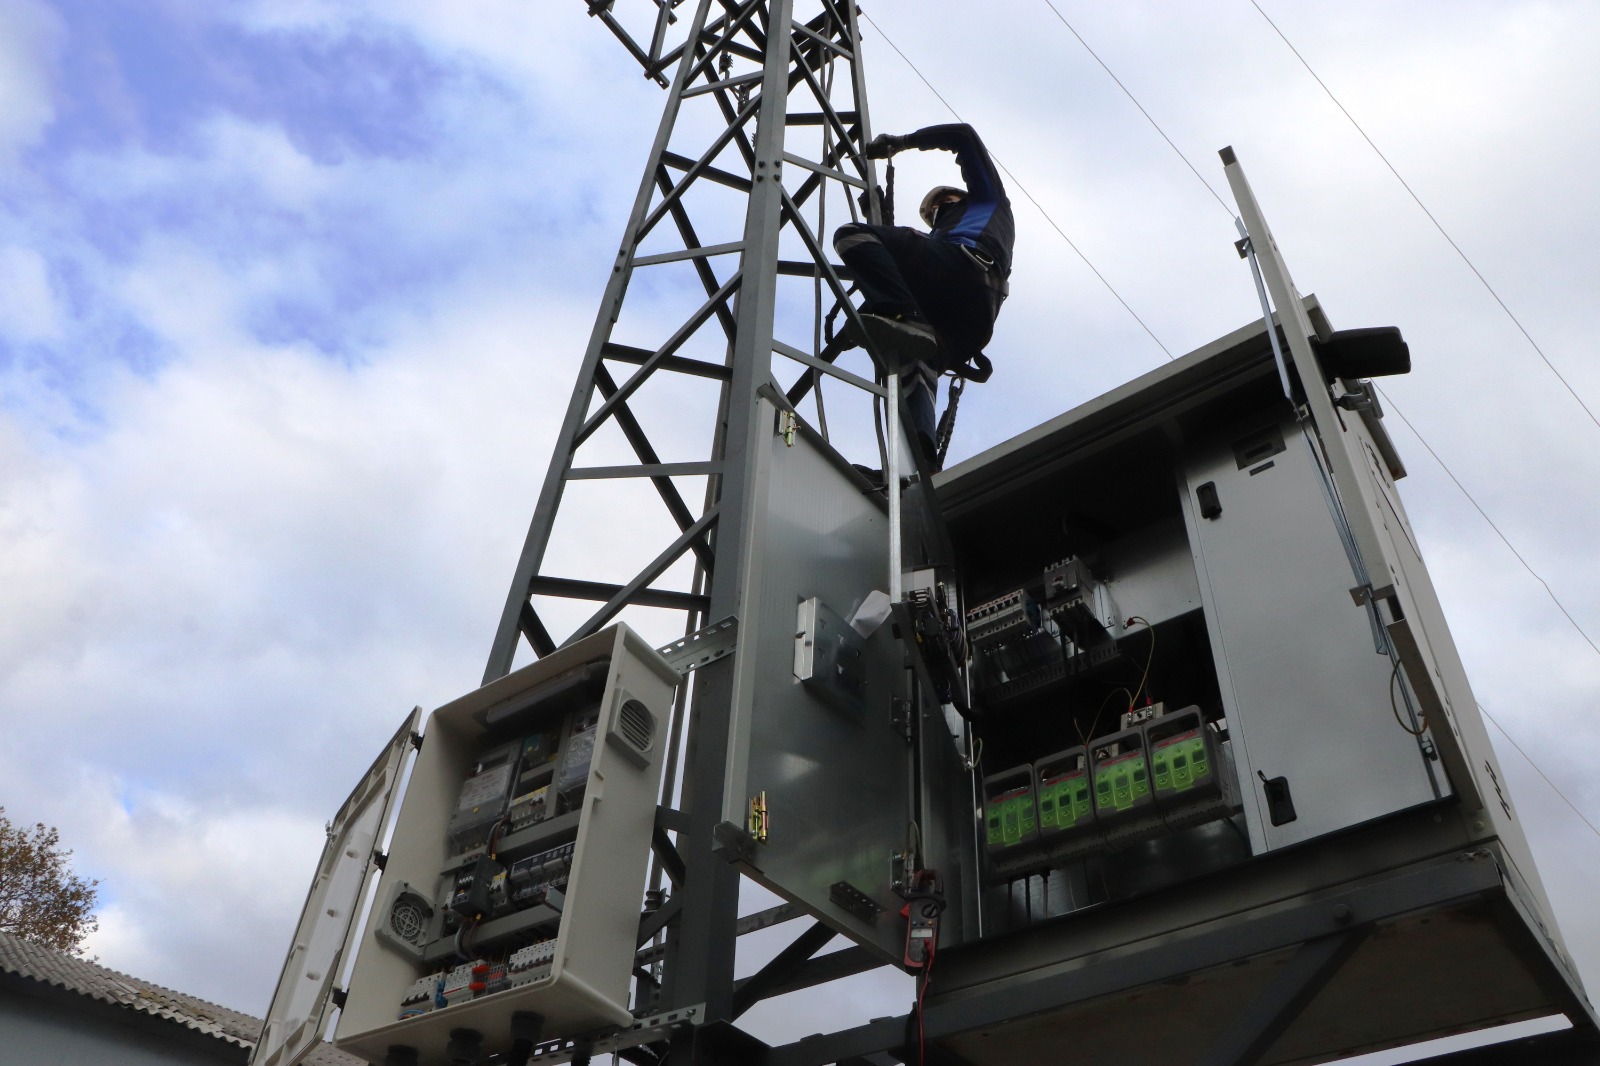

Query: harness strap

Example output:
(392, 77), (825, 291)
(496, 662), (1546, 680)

(960, 245), (1011, 300)
(935, 375), (964, 470)
(949, 351), (993, 383)
(884, 158), (895, 227)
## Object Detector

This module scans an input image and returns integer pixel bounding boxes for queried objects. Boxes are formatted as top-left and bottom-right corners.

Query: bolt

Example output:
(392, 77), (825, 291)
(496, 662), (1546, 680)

(1332, 903), (1352, 925)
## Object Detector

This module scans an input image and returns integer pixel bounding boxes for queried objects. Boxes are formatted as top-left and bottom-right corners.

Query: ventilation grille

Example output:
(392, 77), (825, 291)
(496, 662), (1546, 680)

(389, 894), (429, 944)
(618, 699), (655, 753)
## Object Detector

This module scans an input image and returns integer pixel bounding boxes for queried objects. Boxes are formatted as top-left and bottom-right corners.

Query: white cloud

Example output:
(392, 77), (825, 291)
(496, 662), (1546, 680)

(0, 0), (63, 164)
(0, 247), (605, 1007)
(63, 768), (329, 1006)
(0, 245), (63, 341)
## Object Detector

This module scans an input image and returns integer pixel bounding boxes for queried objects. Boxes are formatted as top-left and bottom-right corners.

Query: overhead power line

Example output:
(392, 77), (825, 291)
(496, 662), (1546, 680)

(1481, 702), (1600, 848)
(1248, 0), (1600, 436)
(859, 10), (1174, 360)
(1377, 388), (1600, 660)
(1017, 1), (1600, 672)
(1036, 0), (1233, 217)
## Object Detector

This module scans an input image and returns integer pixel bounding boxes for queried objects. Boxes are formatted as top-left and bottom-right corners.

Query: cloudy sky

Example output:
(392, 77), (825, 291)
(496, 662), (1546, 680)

(1, 0), (1596, 1060)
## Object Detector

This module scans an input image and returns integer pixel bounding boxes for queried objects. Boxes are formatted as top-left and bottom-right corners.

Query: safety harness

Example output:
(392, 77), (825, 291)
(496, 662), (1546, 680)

(873, 158), (998, 468)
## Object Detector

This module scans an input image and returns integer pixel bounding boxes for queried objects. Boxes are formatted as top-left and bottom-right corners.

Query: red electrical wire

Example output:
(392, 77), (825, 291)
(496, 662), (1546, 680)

(917, 940), (937, 1065)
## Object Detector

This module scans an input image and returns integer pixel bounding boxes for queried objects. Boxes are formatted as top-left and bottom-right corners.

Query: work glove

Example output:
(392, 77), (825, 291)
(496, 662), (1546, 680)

(865, 133), (906, 159)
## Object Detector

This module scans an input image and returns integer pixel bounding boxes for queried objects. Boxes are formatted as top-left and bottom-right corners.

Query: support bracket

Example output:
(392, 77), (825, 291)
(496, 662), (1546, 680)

(656, 616), (739, 676)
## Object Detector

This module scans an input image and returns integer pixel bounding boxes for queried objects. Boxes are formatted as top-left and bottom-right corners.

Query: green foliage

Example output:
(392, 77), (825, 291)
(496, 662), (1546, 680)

(0, 808), (100, 955)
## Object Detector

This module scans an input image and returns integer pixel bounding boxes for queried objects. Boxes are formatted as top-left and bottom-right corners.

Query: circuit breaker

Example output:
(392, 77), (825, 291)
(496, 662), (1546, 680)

(253, 624), (680, 1066)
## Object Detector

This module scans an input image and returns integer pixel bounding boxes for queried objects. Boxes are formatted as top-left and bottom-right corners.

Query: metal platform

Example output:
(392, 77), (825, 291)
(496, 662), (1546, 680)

(760, 808), (1599, 1065)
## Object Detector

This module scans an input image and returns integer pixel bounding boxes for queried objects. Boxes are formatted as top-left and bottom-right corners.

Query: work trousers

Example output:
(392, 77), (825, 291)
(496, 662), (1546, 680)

(832, 222), (997, 449)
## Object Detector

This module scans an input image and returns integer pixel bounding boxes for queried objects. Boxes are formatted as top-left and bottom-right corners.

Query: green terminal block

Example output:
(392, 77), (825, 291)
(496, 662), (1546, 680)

(1094, 749), (1150, 814)
(1151, 727), (1211, 794)
(1038, 764), (1092, 832)
(986, 785), (1038, 849)
(1145, 707), (1230, 831)
(982, 765), (1041, 856)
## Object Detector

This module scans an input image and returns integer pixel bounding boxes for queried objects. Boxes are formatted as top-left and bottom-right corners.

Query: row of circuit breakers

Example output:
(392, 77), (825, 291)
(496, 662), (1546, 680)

(959, 559), (1244, 880)
(980, 703), (1241, 879)
(374, 668), (607, 1021)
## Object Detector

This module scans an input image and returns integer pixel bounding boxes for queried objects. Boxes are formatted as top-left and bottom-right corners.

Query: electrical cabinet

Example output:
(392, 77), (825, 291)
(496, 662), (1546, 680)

(909, 302), (1594, 1061)
(711, 301), (1563, 948)
(917, 304), (1467, 920)
(253, 624), (679, 1066)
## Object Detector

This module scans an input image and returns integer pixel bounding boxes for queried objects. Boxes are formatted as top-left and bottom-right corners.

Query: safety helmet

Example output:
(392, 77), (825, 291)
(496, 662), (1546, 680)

(919, 185), (966, 228)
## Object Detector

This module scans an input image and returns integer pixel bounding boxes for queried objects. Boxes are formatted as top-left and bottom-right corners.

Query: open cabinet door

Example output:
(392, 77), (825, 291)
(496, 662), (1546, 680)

(251, 709), (420, 1066)
(716, 394), (916, 963)
(1222, 150), (1564, 929)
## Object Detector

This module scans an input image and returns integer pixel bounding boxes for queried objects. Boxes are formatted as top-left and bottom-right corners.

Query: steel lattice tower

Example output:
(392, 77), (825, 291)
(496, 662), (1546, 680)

(486, 0), (889, 676)
(483, 1), (905, 1052)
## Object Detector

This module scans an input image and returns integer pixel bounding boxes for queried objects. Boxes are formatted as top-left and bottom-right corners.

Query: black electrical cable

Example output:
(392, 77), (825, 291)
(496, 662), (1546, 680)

(454, 916), (480, 962)
(933, 375), (963, 469)
(914, 938), (937, 1066)
(1388, 659), (1428, 737)
(487, 815), (508, 860)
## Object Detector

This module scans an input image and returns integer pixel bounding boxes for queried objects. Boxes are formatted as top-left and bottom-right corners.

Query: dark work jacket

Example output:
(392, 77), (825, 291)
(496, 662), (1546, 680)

(904, 123), (1015, 279)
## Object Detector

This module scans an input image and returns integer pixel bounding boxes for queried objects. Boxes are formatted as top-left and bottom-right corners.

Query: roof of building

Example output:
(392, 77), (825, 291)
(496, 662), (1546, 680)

(0, 928), (361, 1065)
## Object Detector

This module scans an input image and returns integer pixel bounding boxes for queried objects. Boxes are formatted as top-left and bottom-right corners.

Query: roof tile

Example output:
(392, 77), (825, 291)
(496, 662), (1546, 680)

(0, 929), (362, 1064)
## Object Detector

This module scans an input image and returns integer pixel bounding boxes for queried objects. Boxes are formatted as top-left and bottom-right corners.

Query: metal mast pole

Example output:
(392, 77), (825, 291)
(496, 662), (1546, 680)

(485, 1), (893, 1053)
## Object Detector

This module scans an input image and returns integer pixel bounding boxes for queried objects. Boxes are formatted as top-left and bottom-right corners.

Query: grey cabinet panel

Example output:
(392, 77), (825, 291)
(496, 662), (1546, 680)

(1183, 416), (1439, 850)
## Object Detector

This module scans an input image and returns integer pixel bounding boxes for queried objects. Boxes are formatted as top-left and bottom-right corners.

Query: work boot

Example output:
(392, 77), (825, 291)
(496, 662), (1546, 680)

(846, 313), (939, 374)
(851, 463), (884, 489)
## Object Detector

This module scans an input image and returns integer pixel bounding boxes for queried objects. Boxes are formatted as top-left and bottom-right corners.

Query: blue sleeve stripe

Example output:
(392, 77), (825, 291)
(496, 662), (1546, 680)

(948, 200), (997, 245)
